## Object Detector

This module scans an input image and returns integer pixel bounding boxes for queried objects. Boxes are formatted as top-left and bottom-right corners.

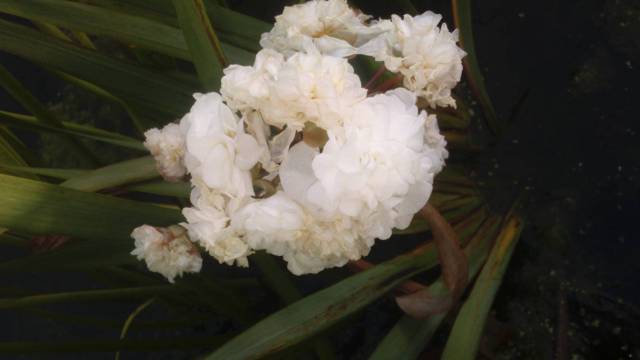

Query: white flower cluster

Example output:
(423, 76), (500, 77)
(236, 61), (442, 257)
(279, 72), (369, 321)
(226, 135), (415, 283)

(260, 0), (466, 108)
(131, 225), (202, 283)
(133, 0), (460, 279)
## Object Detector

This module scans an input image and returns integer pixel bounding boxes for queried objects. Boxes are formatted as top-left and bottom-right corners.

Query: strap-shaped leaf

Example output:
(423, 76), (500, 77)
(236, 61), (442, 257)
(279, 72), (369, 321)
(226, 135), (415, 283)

(60, 156), (158, 192)
(0, 335), (231, 353)
(0, 110), (145, 151)
(173, 0), (227, 90)
(0, 127), (35, 177)
(79, 0), (269, 52)
(370, 216), (502, 360)
(441, 214), (524, 360)
(452, 0), (502, 135)
(0, 64), (98, 166)
(0, 19), (193, 118)
(0, 0), (253, 65)
(206, 244), (439, 360)
(0, 174), (182, 242)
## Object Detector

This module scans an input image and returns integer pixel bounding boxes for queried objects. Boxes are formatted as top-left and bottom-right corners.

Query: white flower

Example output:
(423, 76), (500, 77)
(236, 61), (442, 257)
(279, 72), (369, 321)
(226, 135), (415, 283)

(280, 89), (446, 235)
(263, 50), (366, 131)
(221, 49), (284, 113)
(143, 122), (186, 182)
(181, 92), (263, 198)
(370, 12), (466, 108)
(260, 0), (384, 57)
(222, 49), (366, 131)
(131, 225), (202, 283)
(133, 4), (458, 277)
(232, 191), (370, 275)
(181, 187), (251, 267)
(232, 191), (306, 256)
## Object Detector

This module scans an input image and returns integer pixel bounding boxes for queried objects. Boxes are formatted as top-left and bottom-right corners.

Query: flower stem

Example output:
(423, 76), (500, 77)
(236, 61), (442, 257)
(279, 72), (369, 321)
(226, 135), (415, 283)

(371, 74), (403, 93)
(364, 65), (387, 91)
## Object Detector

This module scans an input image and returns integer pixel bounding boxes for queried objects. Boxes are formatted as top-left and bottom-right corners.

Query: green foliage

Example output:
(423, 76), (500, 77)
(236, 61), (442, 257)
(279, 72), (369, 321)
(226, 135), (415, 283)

(452, 0), (502, 135)
(173, 0), (228, 90)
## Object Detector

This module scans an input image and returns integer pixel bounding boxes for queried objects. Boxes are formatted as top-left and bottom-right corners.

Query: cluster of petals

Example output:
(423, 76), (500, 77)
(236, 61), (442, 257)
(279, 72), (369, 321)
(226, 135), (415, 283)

(259, 0), (465, 107)
(133, 0), (461, 279)
(131, 225), (202, 283)
(366, 12), (467, 108)
(259, 0), (386, 57)
(221, 47), (366, 132)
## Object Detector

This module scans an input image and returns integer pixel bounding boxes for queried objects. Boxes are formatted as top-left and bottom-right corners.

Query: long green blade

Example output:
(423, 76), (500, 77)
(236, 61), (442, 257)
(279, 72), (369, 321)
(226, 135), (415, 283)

(369, 216), (501, 360)
(0, 335), (230, 353)
(0, 19), (193, 118)
(60, 156), (158, 192)
(0, 286), (175, 309)
(441, 215), (524, 360)
(0, 127), (34, 178)
(0, 0), (254, 65)
(452, 0), (502, 135)
(0, 64), (98, 166)
(0, 110), (145, 151)
(0, 165), (85, 179)
(0, 174), (181, 242)
(80, 0), (269, 52)
(173, 0), (227, 90)
(206, 245), (439, 360)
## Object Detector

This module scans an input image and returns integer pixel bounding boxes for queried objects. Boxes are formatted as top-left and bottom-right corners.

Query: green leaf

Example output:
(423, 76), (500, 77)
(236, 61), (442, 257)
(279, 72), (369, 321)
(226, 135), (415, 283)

(0, 63), (98, 166)
(0, 233), (28, 248)
(394, 195), (481, 235)
(441, 214), (524, 360)
(452, 0), (502, 135)
(1, 0), (185, 61)
(0, 173), (182, 242)
(397, 0), (418, 15)
(0, 240), (136, 272)
(49, 70), (156, 134)
(32, 21), (73, 42)
(370, 298), (447, 360)
(0, 164), (85, 180)
(369, 216), (501, 360)
(436, 112), (470, 130)
(173, 0), (227, 90)
(206, 244), (440, 360)
(0, 110), (146, 151)
(0, 18), (194, 118)
(81, 0), (269, 52)
(60, 156), (158, 192)
(0, 127), (34, 178)
(0, 335), (231, 353)
(0, 164), (190, 198)
(116, 298), (156, 360)
(0, 286), (175, 309)
(252, 252), (337, 359)
(126, 180), (190, 198)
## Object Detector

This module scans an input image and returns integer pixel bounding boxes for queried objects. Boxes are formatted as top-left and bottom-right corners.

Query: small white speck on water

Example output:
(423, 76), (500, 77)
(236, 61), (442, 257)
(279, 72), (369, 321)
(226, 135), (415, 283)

(518, 12), (525, 18)
(626, 60), (633, 69)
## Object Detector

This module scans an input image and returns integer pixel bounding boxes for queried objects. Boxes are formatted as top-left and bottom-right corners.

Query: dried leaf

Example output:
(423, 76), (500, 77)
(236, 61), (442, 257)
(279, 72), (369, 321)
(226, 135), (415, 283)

(395, 204), (469, 318)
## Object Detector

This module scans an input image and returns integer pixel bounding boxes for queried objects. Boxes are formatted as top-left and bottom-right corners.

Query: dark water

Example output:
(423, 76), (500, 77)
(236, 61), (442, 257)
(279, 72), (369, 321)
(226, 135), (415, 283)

(1, 0), (639, 359)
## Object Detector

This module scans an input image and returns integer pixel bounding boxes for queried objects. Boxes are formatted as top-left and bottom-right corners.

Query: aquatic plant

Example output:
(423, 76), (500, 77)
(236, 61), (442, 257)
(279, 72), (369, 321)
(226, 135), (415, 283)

(0, 0), (523, 358)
